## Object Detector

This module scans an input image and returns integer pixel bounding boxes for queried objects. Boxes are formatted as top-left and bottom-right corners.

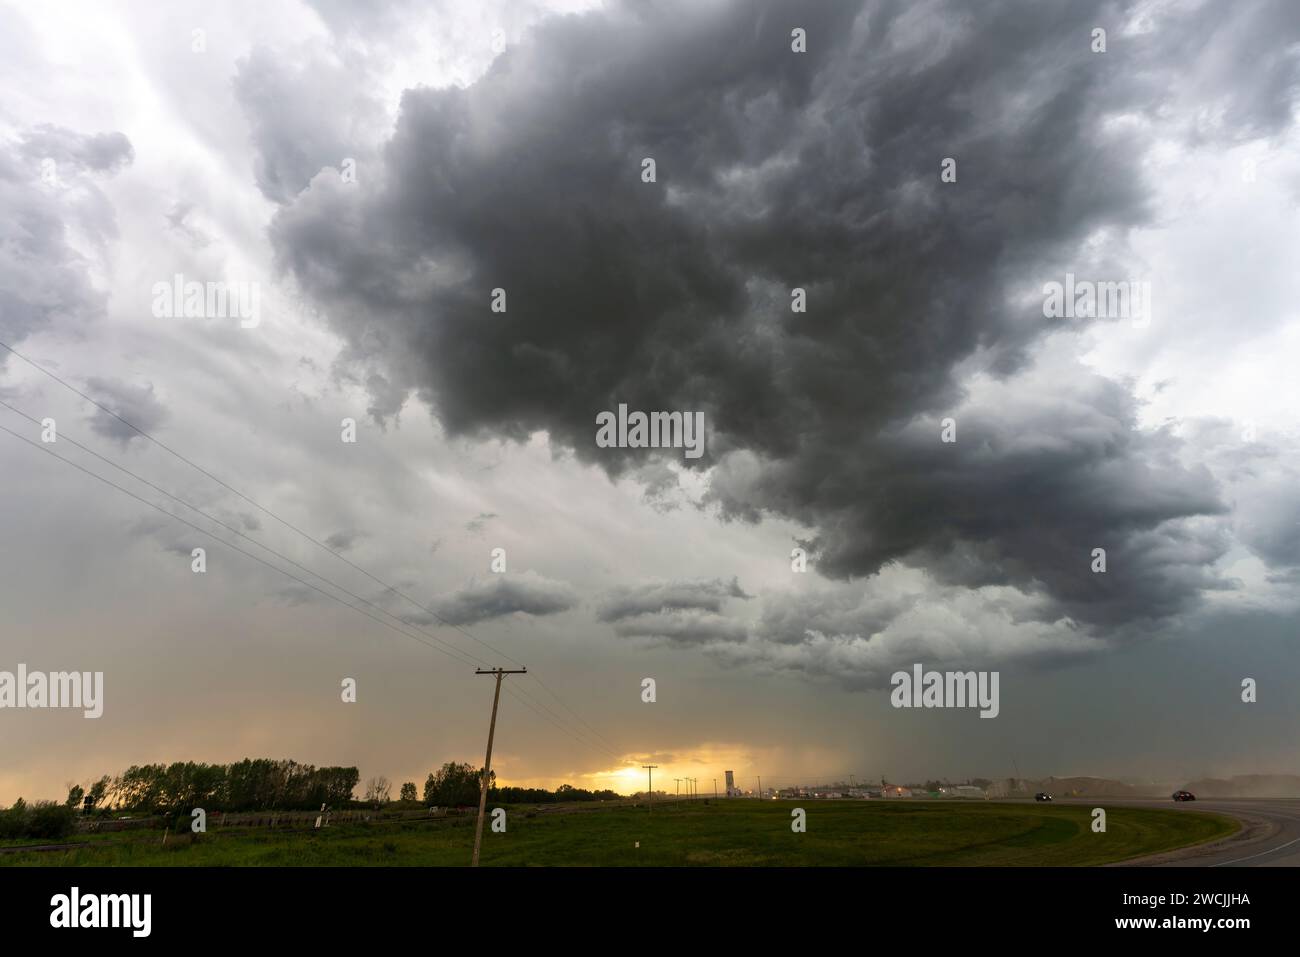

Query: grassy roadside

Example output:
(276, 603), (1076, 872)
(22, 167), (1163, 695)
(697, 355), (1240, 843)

(0, 799), (1238, 867)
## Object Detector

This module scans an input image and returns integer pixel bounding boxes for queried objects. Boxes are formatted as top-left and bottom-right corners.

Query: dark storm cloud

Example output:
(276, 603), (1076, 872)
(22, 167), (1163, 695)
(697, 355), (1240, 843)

(0, 126), (132, 348)
(598, 577), (751, 622)
(712, 369), (1233, 628)
(259, 0), (1298, 644)
(432, 573), (578, 624)
(83, 378), (168, 445)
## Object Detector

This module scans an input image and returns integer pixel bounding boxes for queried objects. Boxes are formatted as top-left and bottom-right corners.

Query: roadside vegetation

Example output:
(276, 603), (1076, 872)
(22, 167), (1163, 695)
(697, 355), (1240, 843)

(0, 799), (1236, 867)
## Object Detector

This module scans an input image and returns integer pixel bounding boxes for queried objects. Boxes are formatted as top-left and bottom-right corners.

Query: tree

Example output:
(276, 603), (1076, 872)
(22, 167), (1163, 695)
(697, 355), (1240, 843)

(364, 776), (391, 804)
(0, 799), (27, 840)
(424, 762), (493, 807)
(85, 776), (109, 812)
(399, 782), (417, 802)
(65, 784), (85, 810)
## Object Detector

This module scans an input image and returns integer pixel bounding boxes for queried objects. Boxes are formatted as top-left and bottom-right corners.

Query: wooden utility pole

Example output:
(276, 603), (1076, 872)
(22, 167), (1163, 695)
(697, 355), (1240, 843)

(471, 667), (527, 868)
(713, 778), (718, 800)
(757, 775), (762, 799)
(643, 765), (657, 813)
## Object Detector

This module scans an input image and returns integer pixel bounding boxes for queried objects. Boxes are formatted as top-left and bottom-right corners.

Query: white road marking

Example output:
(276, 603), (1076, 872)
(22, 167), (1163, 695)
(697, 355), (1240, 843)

(1211, 835), (1300, 867)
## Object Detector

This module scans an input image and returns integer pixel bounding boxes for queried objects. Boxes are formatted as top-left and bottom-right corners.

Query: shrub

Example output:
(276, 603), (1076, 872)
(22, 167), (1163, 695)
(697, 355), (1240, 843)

(25, 801), (77, 840)
(0, 799), (29, 839)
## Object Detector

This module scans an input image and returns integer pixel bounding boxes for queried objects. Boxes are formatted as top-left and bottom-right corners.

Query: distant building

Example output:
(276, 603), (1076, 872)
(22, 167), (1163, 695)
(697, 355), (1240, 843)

(725, 770), (738, 797)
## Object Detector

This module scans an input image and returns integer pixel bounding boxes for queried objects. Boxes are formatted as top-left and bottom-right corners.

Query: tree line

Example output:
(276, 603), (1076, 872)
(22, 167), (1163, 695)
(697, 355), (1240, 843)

(17, 759), (362, 818)
(1, 758), (623, 839)
(414, 762), (618, 807)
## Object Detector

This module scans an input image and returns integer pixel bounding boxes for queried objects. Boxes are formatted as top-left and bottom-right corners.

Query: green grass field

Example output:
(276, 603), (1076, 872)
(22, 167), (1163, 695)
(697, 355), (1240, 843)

(0, 800), (1236, 867)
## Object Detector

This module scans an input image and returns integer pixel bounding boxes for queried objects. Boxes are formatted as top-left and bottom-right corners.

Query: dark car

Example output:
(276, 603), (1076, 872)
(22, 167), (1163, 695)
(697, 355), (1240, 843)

(1172, 790), (1196, 802)
(1034, 792), (1052, 802)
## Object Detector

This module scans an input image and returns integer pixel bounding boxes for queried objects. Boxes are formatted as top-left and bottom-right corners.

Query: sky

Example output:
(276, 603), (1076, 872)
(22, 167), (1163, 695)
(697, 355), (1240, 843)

(1, 0), (1299, 804)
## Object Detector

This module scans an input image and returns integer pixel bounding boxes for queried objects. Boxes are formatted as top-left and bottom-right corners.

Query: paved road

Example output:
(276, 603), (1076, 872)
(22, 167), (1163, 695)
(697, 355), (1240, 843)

(1050, 797), (1300, 867)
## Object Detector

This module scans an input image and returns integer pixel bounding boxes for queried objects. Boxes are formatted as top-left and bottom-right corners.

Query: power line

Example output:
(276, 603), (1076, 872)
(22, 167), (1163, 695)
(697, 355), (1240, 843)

(0, 339), (522, 668)
(500, 686), (622, 761)
(1, 340), (625, 765)
(1, 405), (628, 767)
(526, 673), (623, 755)
(3, 416), (630, 767)
(0, 398), (495, 670)
(0, 414), (628, 764)
(500, 680), (623, 760)
(0, 423), (484, 669)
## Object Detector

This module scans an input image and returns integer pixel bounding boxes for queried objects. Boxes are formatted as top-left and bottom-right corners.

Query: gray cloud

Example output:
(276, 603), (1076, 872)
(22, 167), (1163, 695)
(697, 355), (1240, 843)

(16, 125), (134, 173)
(258, 0), (1297, 660)
(325, 529), (363, 551)
(611, 611), (749, 646)
(752, 586), (919, 648)
(598, 577), (751, 622)
(83, 378), (168, 445)
(432, 571), (578, 624)
(600, 577), (753, 652)
(631, 461), (683, 513)
(165, 202), (212, 249)
(712, 366), (1233, 628)
(233, 45), (383, 205)
(0, 126), (132, 349)
(464, 512), (497, 534)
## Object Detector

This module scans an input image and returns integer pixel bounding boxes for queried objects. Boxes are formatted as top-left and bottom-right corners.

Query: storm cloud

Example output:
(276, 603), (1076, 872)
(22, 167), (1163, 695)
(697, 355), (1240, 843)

(598, 577), (751, 622)
(431, 571), (579, 625)
(252, 0), (1299, 670)
(3, 0), (1300, 804)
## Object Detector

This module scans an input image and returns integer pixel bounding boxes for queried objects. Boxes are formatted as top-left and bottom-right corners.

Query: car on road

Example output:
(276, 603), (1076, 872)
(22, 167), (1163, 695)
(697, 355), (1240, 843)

(1034, 792), (1052, 802)
(1172, 790), (1196, 802)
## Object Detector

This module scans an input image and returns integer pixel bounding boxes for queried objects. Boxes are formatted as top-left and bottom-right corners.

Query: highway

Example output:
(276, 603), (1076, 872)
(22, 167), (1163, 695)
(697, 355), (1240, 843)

(1051, 797), (1300, 867)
